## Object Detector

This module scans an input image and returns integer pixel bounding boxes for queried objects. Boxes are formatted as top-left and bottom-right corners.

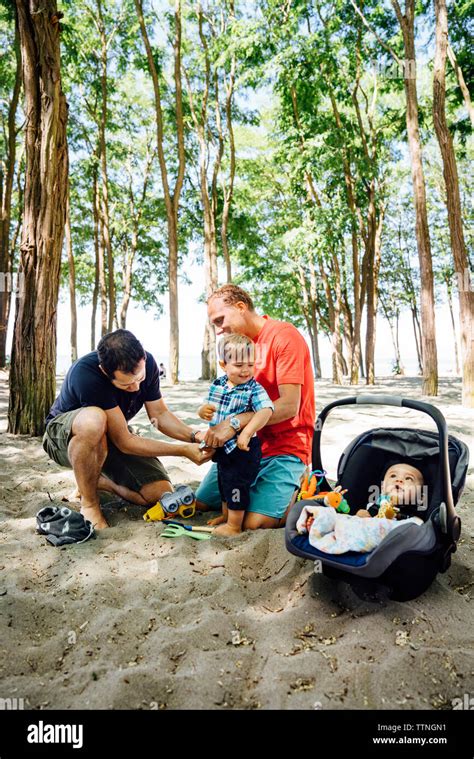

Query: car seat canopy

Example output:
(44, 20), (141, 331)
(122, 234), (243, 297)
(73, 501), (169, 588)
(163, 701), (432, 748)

(336, 427), (469, 519)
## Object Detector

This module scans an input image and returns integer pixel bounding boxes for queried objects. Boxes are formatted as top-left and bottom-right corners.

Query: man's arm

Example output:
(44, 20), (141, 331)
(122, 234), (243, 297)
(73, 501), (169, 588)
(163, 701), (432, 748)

(145, 398), (197, 442)
(105, 406), (211, 464)
(266, 384), (300, 425)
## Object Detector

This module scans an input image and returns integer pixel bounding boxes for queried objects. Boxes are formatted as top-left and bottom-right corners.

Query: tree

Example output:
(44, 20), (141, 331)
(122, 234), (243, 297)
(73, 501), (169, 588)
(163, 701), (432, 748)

(351, 0), (439, 396)
(135, 0), (185, 384)
(433, 0), (474, 405)
(183, 0), (239, 379)
(0, 3), (21, 367)
(8, 0), (68, 435)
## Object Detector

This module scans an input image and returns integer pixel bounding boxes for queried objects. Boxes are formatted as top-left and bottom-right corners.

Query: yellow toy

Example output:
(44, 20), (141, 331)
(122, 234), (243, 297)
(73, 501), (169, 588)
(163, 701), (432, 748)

(375, 494), (399, 520)
(143, 485), (196, 522)
(297, 473), (318, 501)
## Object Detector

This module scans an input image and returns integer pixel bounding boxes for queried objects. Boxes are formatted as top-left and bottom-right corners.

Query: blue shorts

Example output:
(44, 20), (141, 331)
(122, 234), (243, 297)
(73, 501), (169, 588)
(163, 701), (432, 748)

(195, 454), (306, 520)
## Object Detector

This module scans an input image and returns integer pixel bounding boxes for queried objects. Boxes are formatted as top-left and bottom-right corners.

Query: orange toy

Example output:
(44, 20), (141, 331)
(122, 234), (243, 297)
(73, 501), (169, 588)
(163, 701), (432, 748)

(312, 486), (350, 514)
(297, 474), (318, 501)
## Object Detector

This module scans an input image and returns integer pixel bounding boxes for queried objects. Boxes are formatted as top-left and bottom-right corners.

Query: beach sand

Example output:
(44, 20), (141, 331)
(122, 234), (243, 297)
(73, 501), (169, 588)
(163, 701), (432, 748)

(1, 373), (473, 710)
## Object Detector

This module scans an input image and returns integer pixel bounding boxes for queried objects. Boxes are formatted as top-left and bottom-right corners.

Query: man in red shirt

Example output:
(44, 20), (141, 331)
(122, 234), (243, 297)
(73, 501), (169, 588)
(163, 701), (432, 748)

(196, 284), (315, 529)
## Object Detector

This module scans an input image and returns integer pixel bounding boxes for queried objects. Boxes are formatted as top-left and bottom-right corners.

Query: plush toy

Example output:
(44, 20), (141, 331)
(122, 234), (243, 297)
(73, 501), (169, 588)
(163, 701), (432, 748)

(374, 494), (399, 520)
(297, 470), (326, 501)
(312, 486), (351, 514)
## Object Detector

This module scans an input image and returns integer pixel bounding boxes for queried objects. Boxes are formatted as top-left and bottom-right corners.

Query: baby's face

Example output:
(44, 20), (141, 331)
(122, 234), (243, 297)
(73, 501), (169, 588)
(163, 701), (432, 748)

(221, 349), (255, 386)
(382, 464), (424, 505)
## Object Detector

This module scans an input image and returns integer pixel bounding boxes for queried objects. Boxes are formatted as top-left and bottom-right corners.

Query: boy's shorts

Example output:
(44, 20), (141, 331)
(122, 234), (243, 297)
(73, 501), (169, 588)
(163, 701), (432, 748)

(196, 452), (306, 520)
(42, 409), (171, 493)
(213, 437), (262, 511)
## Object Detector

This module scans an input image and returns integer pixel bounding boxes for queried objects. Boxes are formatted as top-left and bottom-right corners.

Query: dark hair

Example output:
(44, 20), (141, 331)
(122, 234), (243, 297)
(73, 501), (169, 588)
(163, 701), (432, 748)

(207, 284), (255, 311)
(97, 330), (146, 378)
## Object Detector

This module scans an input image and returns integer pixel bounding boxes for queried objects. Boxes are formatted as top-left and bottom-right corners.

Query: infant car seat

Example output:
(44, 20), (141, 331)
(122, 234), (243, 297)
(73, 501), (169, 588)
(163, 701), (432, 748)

(285, 395), (469, 602)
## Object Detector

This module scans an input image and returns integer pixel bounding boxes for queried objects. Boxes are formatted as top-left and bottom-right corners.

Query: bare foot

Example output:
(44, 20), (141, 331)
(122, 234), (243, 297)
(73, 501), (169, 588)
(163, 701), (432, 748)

(81, 503), (108, 530)
(207, 514), (226, 526)
(213, 523), (242, 537)
(64, 486), (81, 503)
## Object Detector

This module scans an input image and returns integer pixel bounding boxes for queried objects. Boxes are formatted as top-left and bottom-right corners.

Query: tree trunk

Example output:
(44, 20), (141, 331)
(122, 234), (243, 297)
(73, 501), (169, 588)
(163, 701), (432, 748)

(96, 0), (116, 334)
(411, 306), (423, 374)
(307, 310), (321, 379)
(395, 0), (438, 395)
(447, 43), (474, 128)
(8, 0), (68, 435)
(394, 312), (404, 374)
(186, 7), (219, 381)
(0, 12), (21, 368)
(446, 281), (460, 375)
(309, 303), (321, 379)
(433, 0), (474, 406)
(91, 167), (99, 349)
(220, 53), (236, 284)
(200, 126), (218, 380)
(365, 193), (384, 385)
(135, 0), (184, 384)
(319, 259), (344, 384)
(98, 216), (107, 336)
(120, 250), (133, 329)
(65, 194), (77, 363)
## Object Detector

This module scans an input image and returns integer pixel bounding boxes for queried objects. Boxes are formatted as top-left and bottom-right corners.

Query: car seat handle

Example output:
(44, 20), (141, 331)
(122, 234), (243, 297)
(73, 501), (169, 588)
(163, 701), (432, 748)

(356, 394), (403, 406)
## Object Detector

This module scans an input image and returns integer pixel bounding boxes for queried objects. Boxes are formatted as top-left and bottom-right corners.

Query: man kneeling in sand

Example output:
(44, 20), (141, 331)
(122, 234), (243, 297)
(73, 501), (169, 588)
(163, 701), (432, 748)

(43, 330), (211, 529)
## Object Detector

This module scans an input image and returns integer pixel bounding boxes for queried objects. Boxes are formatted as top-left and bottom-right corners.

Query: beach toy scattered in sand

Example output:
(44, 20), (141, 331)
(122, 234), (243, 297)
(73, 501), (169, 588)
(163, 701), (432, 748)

(144, 485), (196, 522)
(161, 523), (212, 540)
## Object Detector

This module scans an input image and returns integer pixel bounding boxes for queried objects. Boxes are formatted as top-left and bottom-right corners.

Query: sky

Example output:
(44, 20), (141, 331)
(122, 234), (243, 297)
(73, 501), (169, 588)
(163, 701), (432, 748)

(5, 255), (459, 381)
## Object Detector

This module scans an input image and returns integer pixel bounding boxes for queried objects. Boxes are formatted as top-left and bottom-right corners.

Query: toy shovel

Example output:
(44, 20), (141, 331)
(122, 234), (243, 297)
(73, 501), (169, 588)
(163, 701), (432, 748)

(161, 523), (212, 540)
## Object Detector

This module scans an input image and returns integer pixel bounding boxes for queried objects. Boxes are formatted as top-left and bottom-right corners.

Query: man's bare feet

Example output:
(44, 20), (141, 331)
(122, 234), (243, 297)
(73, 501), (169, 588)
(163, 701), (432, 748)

(213, 523), (242, 537)
(207, 514), (226, 526)
(64, 486), (81, 503)
(81, 503), (108, 530)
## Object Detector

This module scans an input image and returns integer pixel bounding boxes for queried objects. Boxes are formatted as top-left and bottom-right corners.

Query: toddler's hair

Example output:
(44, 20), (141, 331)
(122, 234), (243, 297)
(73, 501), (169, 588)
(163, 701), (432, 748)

(218, 333), (255, 364)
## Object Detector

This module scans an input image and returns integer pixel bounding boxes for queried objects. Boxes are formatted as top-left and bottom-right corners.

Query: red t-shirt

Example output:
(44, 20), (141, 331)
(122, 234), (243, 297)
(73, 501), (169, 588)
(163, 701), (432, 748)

(253, 316), (315, 464)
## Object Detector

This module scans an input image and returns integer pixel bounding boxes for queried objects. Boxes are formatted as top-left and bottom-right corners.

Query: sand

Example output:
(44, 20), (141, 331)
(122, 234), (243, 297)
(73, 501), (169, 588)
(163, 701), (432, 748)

(0, 372), (473, 710)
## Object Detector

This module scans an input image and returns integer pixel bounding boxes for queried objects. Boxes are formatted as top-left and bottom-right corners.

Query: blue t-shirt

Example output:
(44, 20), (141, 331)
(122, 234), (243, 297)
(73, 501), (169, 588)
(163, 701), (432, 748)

(45, 351), (162, 426)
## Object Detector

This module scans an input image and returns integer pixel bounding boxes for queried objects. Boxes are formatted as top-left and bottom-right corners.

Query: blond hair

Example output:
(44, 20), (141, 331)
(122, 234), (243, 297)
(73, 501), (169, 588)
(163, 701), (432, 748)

(207, 284), (255, 311)
(218, 333), (255, 364)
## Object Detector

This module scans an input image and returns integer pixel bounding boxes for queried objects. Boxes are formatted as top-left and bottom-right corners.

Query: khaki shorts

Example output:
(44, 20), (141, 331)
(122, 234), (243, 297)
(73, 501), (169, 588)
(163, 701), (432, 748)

(43, 409), (171, 493)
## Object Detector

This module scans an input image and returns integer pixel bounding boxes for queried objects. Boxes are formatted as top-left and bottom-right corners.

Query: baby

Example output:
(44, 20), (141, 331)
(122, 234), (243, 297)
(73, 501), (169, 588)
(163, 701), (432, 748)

(298, 462), (425, 554)
(198, 334), (274, 537)
(356, 463), (425, 519)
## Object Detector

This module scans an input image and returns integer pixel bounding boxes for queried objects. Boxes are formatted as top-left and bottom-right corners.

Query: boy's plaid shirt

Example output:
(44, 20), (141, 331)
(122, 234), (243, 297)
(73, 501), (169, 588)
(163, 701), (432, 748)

(206, 375), (274, 454)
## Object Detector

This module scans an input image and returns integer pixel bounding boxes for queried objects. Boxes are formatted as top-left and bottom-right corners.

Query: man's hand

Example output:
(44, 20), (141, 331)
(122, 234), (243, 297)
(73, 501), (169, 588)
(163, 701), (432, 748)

(181, 442), (214, 465)
(193, 429), (207, 444)
(198, 403), (216, 421)
(203, 420), (235, 448)
(236, 432), (251, 451)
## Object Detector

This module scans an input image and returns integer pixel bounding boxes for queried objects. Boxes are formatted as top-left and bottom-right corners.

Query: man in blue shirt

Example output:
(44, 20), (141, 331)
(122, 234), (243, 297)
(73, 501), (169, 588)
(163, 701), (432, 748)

(43, 330), (211, 529)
